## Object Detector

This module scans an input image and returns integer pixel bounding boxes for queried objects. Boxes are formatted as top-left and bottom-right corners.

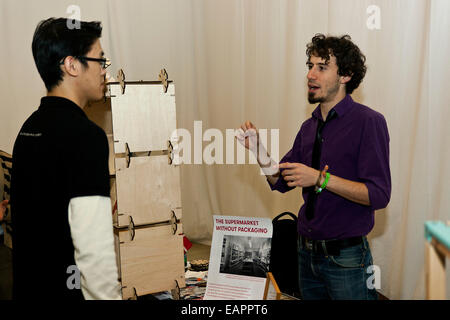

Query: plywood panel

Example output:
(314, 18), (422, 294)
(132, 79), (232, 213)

(84, 99), (116, 175)
(447, 257), (450, 300)
(110, 83), (176, 154)
(113, 227), (122, 283)
(119, 224), (185, 298)
(425, 240), (446, 299)
(115, 155), (181, 227)
(107, 134), (115, 175)
(110, 177), (118, 225)
(84, 98), (113, 134)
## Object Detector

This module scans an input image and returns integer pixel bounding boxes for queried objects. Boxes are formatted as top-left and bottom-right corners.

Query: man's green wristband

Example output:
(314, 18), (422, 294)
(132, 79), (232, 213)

(316, 172), (330, 194)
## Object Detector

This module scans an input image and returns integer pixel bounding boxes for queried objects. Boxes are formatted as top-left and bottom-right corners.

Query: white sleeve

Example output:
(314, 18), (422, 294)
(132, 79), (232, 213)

(68, 196), (122, 300)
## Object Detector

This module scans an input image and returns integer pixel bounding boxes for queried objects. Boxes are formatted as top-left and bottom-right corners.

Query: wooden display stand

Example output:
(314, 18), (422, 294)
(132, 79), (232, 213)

(425, 221), (450, 300)
(85, 69), (185, 300)
(263, 272), (281, 300)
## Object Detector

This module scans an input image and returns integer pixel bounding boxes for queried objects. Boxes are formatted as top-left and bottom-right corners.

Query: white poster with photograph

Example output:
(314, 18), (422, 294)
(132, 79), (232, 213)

(204, 215), (273, 300)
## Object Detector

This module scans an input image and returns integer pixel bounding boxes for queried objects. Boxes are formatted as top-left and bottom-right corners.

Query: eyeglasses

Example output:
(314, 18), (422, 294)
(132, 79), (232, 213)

(59, 56), (111, 69)
(76, 56), (111, 69)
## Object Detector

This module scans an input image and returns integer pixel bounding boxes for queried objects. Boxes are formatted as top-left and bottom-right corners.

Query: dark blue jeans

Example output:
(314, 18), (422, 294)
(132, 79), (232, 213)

(298, 237), (378, 300)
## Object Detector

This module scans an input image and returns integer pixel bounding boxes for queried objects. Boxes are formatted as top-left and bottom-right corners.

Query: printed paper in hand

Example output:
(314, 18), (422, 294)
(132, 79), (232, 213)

(204, 215), (273, 300)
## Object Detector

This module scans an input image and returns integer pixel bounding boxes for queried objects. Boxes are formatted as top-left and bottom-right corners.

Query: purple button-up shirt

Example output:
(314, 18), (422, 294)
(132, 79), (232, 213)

(270, 95), (391, 240)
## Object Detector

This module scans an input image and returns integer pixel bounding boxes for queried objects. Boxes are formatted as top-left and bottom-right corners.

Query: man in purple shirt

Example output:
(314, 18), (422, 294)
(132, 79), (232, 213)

(237, 34), (391, 300)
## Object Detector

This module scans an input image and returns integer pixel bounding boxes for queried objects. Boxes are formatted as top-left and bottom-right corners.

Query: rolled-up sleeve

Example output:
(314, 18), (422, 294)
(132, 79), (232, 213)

(69, 196), (122, 300)
(269, 149), (296, 193)
(357, 113), (391, 210)
(269, 128), (304, 193)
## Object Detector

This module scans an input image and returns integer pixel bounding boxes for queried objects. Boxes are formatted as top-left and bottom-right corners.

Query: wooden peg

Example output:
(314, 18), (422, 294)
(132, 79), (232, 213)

(128, 215), (135, 241)
(170, 210), (178, 235)
(158, 68), (169, 93)
(125, 142), (131, 168)
(168, 140), (173, 165)
(117, 69), (126, 94)
(172, 280), (181, 300)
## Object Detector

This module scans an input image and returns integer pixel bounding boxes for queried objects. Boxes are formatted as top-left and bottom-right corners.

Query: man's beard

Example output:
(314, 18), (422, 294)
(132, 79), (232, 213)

(307, 81), (340, 104)
(308, 92), (323, 104)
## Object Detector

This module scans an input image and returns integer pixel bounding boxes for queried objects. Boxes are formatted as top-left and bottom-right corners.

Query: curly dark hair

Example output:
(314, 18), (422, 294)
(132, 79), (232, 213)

(306, 34), (367, 94)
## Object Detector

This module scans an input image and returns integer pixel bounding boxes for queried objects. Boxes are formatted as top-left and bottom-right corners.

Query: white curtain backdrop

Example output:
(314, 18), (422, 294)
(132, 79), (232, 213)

(0, 0), (449, 299)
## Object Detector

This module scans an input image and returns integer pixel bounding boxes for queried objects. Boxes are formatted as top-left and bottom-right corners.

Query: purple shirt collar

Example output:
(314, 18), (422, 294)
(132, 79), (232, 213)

(311, 94), (354, 121)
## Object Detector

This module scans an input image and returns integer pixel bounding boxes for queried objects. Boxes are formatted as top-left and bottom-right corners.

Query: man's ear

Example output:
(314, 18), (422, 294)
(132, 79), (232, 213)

(340, 74), (352, 85)
(61, 56), (80, 77)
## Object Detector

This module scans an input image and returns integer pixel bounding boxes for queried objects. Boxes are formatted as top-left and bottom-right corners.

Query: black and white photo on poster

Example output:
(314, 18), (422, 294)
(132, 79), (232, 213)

(219, 235), (271, 278)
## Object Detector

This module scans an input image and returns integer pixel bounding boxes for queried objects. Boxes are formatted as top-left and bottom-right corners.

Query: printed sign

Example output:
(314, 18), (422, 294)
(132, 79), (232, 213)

(204, 215), (273, 300)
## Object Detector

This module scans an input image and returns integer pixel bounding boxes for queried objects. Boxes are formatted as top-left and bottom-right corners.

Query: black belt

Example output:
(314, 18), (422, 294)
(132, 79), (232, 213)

(299, 235), (364, 256)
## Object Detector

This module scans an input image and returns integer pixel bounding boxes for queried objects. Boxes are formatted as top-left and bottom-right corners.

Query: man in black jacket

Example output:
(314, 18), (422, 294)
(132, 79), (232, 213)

(11, 18), (121, 300)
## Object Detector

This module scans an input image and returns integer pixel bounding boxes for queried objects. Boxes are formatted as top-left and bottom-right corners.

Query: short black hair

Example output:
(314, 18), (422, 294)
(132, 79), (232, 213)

(306, 34), (367, 94)
(32, 18), (102, 91)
